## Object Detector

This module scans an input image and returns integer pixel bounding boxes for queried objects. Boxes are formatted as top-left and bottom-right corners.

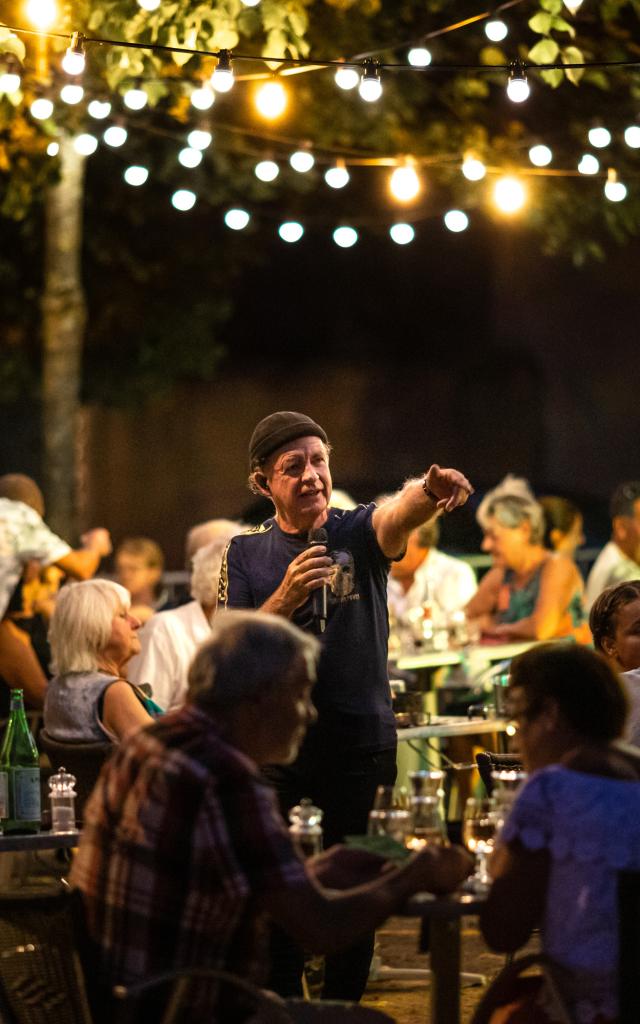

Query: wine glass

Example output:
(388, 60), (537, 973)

(367, 786), (411, 843)
(463, 797), (498, 888)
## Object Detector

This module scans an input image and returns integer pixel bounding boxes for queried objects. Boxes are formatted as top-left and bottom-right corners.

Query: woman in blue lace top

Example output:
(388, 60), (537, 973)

(481, 643), (640, 1024)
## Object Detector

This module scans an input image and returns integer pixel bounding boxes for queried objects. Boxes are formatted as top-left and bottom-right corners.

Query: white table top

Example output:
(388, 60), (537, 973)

(396, 716), (508, 741)
(395, 641), (533, 672)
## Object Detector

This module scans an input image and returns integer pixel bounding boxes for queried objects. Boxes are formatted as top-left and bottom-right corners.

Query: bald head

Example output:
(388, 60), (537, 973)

(0, 475), (45, 517)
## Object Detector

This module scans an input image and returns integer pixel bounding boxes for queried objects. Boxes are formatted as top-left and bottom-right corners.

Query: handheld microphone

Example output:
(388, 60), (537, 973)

(308, 528), (329, 634)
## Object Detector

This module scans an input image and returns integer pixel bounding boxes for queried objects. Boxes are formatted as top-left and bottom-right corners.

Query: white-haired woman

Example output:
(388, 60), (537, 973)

(465, 476), (589, 642)
(45, 580), (162, 743)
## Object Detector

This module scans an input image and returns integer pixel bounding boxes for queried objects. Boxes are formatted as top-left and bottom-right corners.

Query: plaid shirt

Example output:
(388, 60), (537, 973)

(71, 705), (307, 1015)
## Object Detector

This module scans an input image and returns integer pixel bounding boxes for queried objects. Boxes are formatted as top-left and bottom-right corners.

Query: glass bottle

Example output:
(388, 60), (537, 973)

(289, 797), (323, 859)
(0, 689), (41, 834)
(48, 766), (77, 833)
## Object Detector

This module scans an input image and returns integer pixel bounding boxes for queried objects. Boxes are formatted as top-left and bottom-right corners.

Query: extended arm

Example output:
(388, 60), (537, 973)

(55, 528), (112, 581)
(372, 465), (473, 560)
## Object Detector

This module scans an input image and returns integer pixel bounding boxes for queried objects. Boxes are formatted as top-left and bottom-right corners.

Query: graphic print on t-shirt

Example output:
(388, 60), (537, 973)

(329, 549), (356, 601)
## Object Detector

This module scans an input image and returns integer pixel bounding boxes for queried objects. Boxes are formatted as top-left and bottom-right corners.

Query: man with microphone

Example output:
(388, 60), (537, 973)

(218, 411), (472, 1002)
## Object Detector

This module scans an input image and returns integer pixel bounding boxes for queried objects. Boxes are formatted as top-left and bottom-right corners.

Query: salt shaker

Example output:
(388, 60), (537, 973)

(289, 797), (323, 858)
(48, 766), (77, 833)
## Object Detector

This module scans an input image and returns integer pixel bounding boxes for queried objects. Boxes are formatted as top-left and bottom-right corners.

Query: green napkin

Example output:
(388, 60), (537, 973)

(345, 834), (411, 863)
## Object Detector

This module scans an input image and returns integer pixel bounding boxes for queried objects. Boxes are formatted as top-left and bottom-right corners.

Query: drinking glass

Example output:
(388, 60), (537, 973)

(367, 786), (411, 843)
(406, 796), (447, 851)
(463, 797), (498, 887)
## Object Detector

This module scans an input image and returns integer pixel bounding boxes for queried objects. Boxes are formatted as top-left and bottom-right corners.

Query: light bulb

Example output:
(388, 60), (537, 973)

(46, 141), (59, 156)
(138, 0), (161, 9)
(625, 126), (640, 149)
(278, 221), (304, 243)
(60, 84), (83, 104)
(124, 165), (148, 186)
(172, 189), (196, 211)
(529, 144), (552, 166)
(290, 149), (315, 173)
(389, 223), (415, 245)
(178, 147), (202, 168)
(325, 162), (350, 189)
(73, 133), (97, 156)
(462, 155), (486, 181)
(562, 0), (583, 11)
(25, 0), (57, 29)
(605, 170), (626, 202)
(444, 209), (469, 232)
(212, 50), (234, 93)
(359, 62), (382, 103)
(0, 72), (21, 94)
(190, 85), (215, 110)
(333, 226), (358, 248)
(588, 126), (611, 148)
(224, 208), (250, 230)
(62, 34), (86, 75)
(255, 80), (287, 120)
(334, 66), (359, 90)
(188, 130), (212, 150)
(506, 66), (530, 103)
(124, 87), (147, 110)
(493, 176), (526, 213)
(485, 19), (508, 41)
(241, 0), (260, 6)
(407, 47), (431, 67)
(255, 159), (279, 182)
(578, 153), (599, 175)
(88, 99), (111, 119)
(389, 164), (421, 202)
(31, 97), (54, 119)
(104, 126), (127, 147)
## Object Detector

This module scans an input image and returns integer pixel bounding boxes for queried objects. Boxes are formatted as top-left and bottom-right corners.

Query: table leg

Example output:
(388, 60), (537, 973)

(429, 916), (461, 1024)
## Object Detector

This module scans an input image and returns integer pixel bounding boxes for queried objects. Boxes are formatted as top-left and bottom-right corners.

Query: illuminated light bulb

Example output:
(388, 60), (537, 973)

(334, 65), (359, 90)
(506, 64), (530, 103)
(529, 144), (552, 167)
(190, 85), (215, 110)
(407, 47), (432, 67)
(324, 161), (350, 189)
(255, 80), (287, 120)
(188, 130), (212, 150)
(172, 189), (197, 211)
(562, 0), (583, 11)
(604, 169), (626, 202)
(389, 163), (421, 202)
(578, 153), (599, 175)
(359, 61), (382, 103)
(31, 97), (54, 119)
(138, 0), (161, 9)
(178, 147), (202, 168)
(254, 159), (279, 182)
(493, 176), (526, 213)
(444, 209), (469, 232)
(278, 221), (304, 243)
(73, 133), (98, 156)
(224, 208), (250, 230)
(624, 126), (640, 149)
(485, 18), (508, 41)
(461, 155), (486, 181)
(104, 125), (127, 147)
(588, 126), (611, 148)
(333, 226), (358, 248)
(62, 33), (86, 75)
(241, 0), (260, 6)
(88, 99), (111, 119)
(389, 223), (415, 245)
(124, 87), (148, 110)
(290, 149), (315, 173)
(60, 84), (83, 104)
(26, 0), (57, 29)
(124, 165), (149, 186)
(46, 141), (59, 156)
(212, 50), (234, 93)
(0, 72), (21, 94)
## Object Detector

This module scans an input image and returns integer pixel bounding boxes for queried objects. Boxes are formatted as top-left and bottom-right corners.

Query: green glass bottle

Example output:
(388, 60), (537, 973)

(0, 689), (41, 834)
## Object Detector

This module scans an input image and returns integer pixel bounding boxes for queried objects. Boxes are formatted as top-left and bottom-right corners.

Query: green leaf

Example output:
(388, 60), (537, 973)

(562, 45), (584, 84)
(528, 12), (553, 33)
(540, 66), (564, 86)
(550, 15), (576, 36)
(528, 38), (560, 63)
(539, 0), (563, 12)
(480, 45), (508, 66)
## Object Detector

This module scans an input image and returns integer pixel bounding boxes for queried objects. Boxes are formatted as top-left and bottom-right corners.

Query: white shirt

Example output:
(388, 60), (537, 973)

(585, 541), (640, 608)
(127, 600), (211, 711)
(621, 669), (640, 748)
(0, 498), (71, 619)
(387, 548), (477, 621)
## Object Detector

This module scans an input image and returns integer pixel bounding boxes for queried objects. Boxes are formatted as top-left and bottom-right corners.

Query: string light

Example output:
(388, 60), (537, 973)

(190, 84), (215, 110)
(359, 61), (382, 103)
(604, 168), (626, 202)
(138, 0), (161, 9)
(407, 47), (432, 67)
(333, 226), (358, 248)
(289, 149), (315, 173)
(506, 63), (530, 103)
(88, 100), (111, 119)
(73, 133), (98, 156)
(60, 84), (83, 104)
(254, 158), (279, 181)
(461, 154), (486, 180)
(104, 125), (127, 147)
(255, 79), (287, 120)
(224, 208), (250, 230)
(240, 0), (261, 6)
(588, 126), (611, 148)
(278, 221), (304, 242)
(444, 209), (469, 232)
(578, 153), (599, 174)
(62, 32), (86, 76)
(325, 160), (350, 189)
(30, 97), (53, 119)
(485, 18), (508, 41)
(493, 175), (526, 213)
(389, 161), (421, 202)
(187, 129), (212, 150)
(172, 189), (196, 210)
(46, 141), (59, 156)
(529, 144), (552, 166)
(624, 125), (640, 148)
(389, 223), (415, 244)
(124, 165), (149, 186)
(25, 0), (57, 29)
(124, 87), (148, 110)
(562, 0), (583, 12)
(178, 147), (202, 168)
(334, 65), (359, 90)
(0, 70), (21, 94)
(212, 50), (234, 93)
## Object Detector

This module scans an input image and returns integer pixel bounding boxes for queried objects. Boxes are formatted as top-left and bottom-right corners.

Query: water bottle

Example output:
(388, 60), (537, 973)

(0, 689), (41, 834)
(288, 797), (323, 859)
(48, 767), (77, 833)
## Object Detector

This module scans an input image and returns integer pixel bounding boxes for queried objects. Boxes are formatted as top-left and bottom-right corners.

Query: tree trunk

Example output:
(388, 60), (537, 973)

(41, 133), (87, 539)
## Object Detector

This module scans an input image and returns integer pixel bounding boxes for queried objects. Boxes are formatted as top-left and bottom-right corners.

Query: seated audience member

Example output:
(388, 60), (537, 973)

(72, 611), (471, 1024)
(185, 517), (244, 564)
(45, 580), (161, 743)
(586, 480), (640, 607)
(539, 495), (585, 558)
(128, 522), (242, 710)
(481, 643), (640, 1024)
(388, 517), (477, 623)
(465, 476), (589, 642)
(590, 579), (640, 746)
(114, 536), (166, 623)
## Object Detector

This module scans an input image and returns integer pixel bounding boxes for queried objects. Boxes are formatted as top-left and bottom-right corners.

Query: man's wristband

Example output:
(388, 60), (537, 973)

(422, 477), (440, 504)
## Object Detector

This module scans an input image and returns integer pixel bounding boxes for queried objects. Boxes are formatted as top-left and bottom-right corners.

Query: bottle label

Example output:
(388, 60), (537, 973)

(12, 768), (41, 821)
(0, 772), (8, 819)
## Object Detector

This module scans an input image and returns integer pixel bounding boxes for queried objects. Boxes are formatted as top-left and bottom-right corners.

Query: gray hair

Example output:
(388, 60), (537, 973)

(187, 610), (320, 712)
(476, 475), (545, 544)
(190, 525), (243, 607)
(49, 579), (131, 674)
(185, 518), (243, 564)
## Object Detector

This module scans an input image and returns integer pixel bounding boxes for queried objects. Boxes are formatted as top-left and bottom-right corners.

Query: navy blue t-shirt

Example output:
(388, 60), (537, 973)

(218, 504), (397, 753)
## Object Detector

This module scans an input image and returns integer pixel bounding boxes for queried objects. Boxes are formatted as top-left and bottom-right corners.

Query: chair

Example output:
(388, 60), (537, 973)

(469, 953), (572, 1024)
(475, 751), (522, 797)
(38, 730), (112, 822)
(618, 869), (640, 1024)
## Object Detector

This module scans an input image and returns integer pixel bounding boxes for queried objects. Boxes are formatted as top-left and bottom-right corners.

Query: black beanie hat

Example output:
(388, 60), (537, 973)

(249, 411), (328, 469)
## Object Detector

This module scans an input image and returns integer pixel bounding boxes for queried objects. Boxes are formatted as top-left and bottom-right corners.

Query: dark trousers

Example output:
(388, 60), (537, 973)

(265, 736), (397, 1002)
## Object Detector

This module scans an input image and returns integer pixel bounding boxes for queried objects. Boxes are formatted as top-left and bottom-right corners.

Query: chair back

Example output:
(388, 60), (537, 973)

(39, 730), (112, 822)
(475, 751), (522, 796)
(618, 869), (640, 1024)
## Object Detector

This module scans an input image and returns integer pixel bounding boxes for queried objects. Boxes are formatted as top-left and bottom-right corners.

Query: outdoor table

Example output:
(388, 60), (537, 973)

(0, 830), (79, 888)
(396, 716), (509, 743)
(402, 888), (488, 1024)
(396, 641), (533, 674)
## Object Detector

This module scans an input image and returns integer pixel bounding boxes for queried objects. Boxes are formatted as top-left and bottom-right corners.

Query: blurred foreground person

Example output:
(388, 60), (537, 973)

(590, 579), (640, 746)
(114, 536), (166, 623)
(481, 643), (640, 1024)
(72, 611), (471, 1024)
(586, 480), (640, 607)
